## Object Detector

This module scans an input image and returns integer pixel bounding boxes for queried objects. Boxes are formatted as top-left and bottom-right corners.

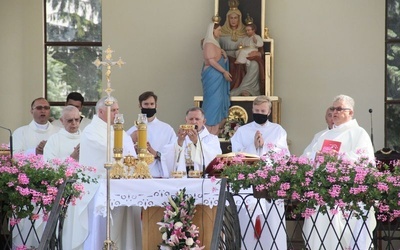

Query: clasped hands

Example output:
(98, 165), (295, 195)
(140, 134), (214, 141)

(254, 131), (264, 149)
(36, 140), (47, 155)
(70, 143), (80, 161)
(177, 128), (198, 147)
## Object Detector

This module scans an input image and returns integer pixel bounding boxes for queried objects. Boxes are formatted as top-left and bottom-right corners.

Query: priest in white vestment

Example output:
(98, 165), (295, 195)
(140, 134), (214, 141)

(126, 91), (176, 177)
(44, 105), (81, 161)
(12, 97), (60, 249)
(51, 92), (91, 131)
(165, 107), (221, 176)
(230, 95), (289, 250)
(42, 105), (84, 250)
(13, 97), (60, 155)
(302, 94), (376, 250)
(75, 96), (140, 250)
(302, 107), (334, 157)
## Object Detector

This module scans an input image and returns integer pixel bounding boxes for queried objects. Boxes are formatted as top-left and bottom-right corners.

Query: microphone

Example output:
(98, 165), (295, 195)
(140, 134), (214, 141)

(0, 125), (13, 159)
(369, 109), (374, 148)
(194, 125), (206, 178)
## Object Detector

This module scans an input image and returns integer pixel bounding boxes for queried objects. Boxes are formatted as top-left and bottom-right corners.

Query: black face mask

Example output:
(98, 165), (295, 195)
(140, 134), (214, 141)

(253, 113), (269, 125)
(141, 108), (157, 118)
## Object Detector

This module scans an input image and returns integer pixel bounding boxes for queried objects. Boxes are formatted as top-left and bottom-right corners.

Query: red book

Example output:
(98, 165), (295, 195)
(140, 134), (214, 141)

(321, 139), (341, 153)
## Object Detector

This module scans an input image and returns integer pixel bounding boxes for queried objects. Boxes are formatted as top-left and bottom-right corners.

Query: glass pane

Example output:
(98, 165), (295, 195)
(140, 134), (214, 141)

(386, 43), (400, 100)
(46, 0), (102, 42)
(387, 0), (400, 39)
(386, 104), (400, 151)
(46, 46), (103, 103)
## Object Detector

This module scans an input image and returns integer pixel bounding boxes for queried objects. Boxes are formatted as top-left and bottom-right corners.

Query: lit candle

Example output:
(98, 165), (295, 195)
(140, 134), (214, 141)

(138, 124), (147, 150)
(114, 126), (123, 149)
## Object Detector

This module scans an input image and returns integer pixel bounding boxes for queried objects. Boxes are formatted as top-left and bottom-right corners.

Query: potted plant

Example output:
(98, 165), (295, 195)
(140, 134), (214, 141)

(0, 153), (97, 227)
(157, 188), (204, 250)
(214, 145), (400, 221)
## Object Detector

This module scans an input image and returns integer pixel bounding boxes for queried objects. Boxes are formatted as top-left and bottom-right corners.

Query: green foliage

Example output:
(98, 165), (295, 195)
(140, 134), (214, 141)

(218, 149), (400, 221)
(0, 154), (97, 222)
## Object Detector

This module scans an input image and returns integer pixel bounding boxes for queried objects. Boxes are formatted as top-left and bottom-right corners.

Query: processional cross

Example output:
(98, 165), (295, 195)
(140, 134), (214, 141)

(92, 46), (125, 250)
(93, 46), (125, 97)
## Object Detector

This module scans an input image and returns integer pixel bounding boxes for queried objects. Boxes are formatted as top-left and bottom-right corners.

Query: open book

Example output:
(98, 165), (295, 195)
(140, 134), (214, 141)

(215, 152), (260, 159)
(205, 152), (260, 177)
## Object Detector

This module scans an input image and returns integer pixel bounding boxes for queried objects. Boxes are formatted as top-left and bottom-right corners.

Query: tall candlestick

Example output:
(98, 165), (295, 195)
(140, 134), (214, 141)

(137, 114), (148, 150)
(138, 125), (147, 150)
(113, 114), (124, 160)
(114, 128), (123, 149)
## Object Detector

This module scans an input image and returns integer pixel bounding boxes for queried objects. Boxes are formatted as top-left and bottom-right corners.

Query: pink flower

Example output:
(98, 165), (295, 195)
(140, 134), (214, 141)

(328, 185), (341, 198)
(31, 214), (40, 221)
(270, 175), (280, 183)
(17, 173), (29, 185)
(277, 190), (286, 197)
(9, 218), (20, 226)
(377, 182), (389, 192)
(301, 208), (316, 219)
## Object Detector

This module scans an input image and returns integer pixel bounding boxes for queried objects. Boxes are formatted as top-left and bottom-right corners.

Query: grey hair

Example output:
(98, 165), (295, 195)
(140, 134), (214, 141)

(95, 96), (118, 114)
(62, 105), (79, 118)
(253, 95), (272, 110)
(333, 94), (355, 110)
(185, 107), (205, 117)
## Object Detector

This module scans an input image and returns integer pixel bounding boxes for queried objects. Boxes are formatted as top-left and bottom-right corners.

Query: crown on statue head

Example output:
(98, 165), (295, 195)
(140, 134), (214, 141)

(212, 14), (221, 24)
(228, 0), (239, 10)
(245, 13), (254, 25)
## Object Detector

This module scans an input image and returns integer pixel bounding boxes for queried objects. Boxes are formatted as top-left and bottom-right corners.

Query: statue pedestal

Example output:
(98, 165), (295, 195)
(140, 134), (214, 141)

(194, 96), (281, 124)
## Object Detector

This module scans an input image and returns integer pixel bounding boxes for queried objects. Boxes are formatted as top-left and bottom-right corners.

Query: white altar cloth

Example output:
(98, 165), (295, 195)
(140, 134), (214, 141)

(95, 178), (221, 216)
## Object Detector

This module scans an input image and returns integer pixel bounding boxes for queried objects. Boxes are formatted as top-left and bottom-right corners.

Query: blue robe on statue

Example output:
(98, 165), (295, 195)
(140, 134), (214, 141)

(201, 56), (230, 126)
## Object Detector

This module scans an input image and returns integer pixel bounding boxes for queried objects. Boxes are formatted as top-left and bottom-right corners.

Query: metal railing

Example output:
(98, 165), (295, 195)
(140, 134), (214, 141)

(211, 179), (400, 250)
(7, 180), (74, 250)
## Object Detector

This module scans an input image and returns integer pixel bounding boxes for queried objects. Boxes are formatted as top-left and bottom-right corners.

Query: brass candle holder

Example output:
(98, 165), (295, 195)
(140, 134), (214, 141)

(171, 171), (185, 178)
(132, 114), (153, 179)
(188, 170), (202, 178)
(111, 114), (125, 179)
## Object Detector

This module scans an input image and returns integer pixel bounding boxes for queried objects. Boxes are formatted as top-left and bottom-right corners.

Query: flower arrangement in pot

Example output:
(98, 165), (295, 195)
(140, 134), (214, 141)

(157, 188), (204, 250)
(0, 153), (97, 224)
(214, 144), (400, 221)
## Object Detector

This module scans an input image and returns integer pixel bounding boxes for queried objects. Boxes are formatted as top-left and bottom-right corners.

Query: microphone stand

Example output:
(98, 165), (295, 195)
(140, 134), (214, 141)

(0, 125), (13, 159)
(369, 109), (374, 149)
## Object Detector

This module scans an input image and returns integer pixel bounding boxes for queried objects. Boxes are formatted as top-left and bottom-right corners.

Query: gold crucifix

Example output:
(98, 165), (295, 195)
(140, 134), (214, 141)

(93, 46), (125, 96)
(92, 46), (125, 250)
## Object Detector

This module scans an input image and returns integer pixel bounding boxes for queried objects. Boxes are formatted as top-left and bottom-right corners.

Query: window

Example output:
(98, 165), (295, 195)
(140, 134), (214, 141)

(385, 0), (400, 150)
(45, 0), (102, 120)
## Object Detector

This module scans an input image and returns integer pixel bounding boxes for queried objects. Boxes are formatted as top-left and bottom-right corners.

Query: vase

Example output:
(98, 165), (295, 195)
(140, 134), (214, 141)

(252, 185), (270, 200)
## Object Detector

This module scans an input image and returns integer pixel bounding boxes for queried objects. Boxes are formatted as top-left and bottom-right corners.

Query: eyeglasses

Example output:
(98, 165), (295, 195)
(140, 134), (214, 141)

(329, 106), (351, 112)
(66, 118), (80, 124)
(33, 106), (50, 111)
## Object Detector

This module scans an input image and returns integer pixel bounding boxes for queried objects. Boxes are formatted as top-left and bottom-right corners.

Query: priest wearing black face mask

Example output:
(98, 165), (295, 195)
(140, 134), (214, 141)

(126, 91), (177, 178)
(230, 95), (290, 250)
(231, 95), (289, 156)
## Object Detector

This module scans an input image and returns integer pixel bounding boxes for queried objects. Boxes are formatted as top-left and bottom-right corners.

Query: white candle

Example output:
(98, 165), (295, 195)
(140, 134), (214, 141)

(215, 0), (219, 15)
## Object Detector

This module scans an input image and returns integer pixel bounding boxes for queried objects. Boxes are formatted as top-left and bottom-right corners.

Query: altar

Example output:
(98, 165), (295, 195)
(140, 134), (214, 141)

(94, 178), (221, 249)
